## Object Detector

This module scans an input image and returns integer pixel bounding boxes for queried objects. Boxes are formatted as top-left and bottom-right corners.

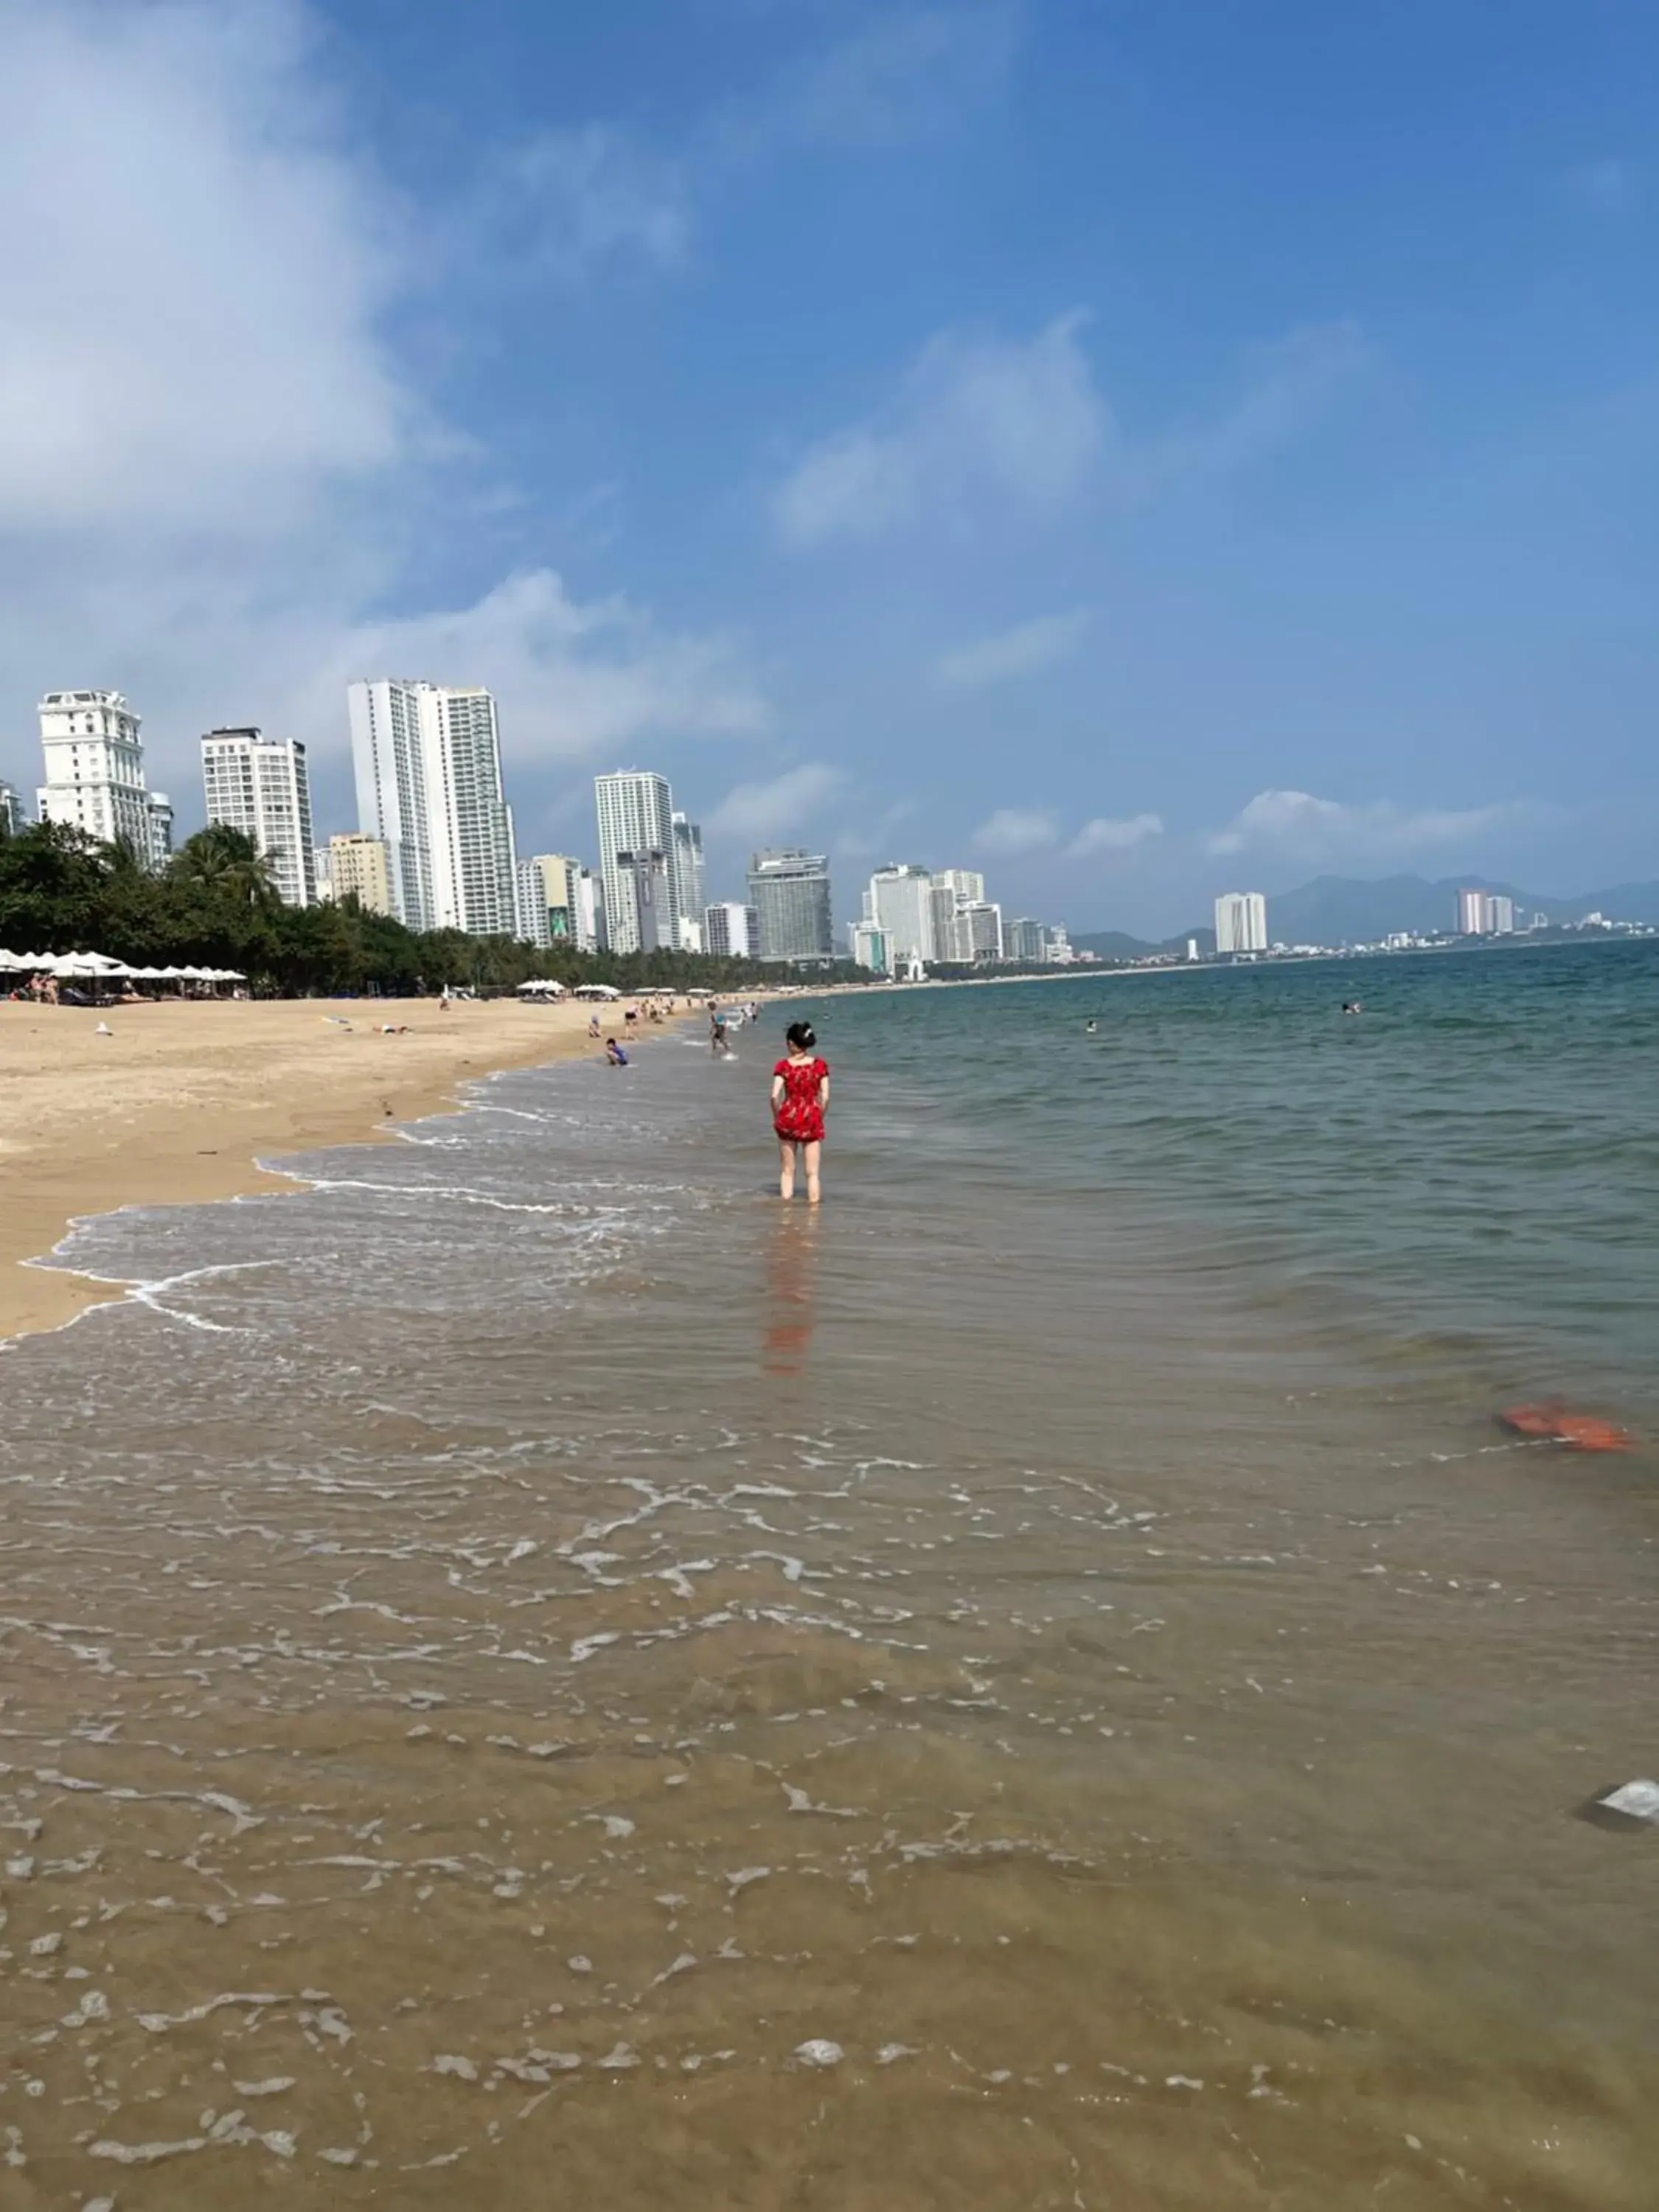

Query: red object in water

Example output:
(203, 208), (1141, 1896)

(1500, 1402), (1632, 1452)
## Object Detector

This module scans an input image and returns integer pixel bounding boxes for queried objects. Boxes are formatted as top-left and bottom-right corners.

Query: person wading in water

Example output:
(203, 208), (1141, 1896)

(771, 1021), (829, 1204)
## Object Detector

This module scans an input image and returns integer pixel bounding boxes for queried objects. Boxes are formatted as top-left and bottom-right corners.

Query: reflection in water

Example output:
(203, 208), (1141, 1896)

(762, 1206), (820, 1374)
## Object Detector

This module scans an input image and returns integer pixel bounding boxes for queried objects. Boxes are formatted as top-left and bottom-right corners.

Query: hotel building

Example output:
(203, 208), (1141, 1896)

(37, 689), (173, 868)
(201, 728), (318, 906)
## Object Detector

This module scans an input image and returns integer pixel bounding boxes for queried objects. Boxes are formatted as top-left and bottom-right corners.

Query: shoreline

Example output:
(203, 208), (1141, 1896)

(0, 995), (636, 1347)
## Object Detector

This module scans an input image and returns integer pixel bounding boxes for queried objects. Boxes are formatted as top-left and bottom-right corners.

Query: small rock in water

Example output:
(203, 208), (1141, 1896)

(793, 2039), (844, 2068)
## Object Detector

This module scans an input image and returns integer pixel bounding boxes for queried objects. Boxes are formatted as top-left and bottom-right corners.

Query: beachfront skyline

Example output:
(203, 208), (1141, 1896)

(0, 4), (1655, 934)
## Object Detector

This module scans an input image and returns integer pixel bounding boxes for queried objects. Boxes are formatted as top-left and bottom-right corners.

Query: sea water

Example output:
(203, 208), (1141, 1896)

(1, 938), (1657, 2207)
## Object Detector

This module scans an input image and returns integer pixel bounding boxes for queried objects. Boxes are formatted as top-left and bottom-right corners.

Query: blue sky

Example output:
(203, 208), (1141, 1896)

(0, 0), (1655, 933)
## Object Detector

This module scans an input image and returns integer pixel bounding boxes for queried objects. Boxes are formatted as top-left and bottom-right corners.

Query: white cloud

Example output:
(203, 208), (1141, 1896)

(1068, 813), (1162, 858)
(707, 762), (842, 842)
(1207, 789), (1530, 859)
(970, 807), (1060, 857)
(1144, 322), (1368, 490)
(714, 5), (1020, 162)
(936, 610), (1090, 689)
(0, 0), (415, 532)
(773, 311), (1368, 548)
(773, 313), (1106, 546)
(0, 2), (765, 833)
(325, 570), (767, 762)
(466, 125), (690, 283)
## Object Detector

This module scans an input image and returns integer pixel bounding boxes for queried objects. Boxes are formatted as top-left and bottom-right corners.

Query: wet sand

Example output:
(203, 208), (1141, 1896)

(4, 994), (1658, 2205)
(0, 997), (611, 1343)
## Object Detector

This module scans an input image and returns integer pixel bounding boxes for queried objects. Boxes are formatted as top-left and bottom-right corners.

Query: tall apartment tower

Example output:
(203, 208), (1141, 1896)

(866, 864), (937, 963)
(518, 854), (585, 944)
(0, 779), (23, 837)
(670, 811), (706, 949)
(594, 771), (675, 954)
(1214, 891), (1268, 954)
(36, 689), (170, 867)
(704, 901), (760, 959)
(349, 680), (434, 930)
(201, 728), (317, 906)
(748, 848), (835, 962)
(423, 686), (517, 936)
(348, 681), (517, 936)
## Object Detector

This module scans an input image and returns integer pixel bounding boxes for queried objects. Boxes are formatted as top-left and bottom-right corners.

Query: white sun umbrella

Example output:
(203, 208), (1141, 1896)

(0, 949), (29, 970)
(60, 952), (133, 978)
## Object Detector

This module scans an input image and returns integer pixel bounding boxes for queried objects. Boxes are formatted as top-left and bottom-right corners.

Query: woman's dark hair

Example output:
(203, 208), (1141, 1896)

(785, 1021), (817, 1052)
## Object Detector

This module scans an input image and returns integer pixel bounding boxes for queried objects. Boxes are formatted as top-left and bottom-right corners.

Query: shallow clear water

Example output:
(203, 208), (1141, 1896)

(2, 945), (1658, 2208)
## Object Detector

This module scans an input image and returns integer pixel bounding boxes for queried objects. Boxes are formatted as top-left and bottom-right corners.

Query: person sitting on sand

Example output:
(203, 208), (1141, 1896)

(588, 1013), (602, 1040)
(606, 1036), (629, 1067)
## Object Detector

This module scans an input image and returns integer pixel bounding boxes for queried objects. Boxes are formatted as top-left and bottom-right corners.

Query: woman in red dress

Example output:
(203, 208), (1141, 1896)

(771, 1021), (830, 1204)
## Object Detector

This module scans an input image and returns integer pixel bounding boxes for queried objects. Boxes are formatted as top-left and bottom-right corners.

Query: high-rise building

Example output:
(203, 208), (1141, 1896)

(328, 832), (393, 915)
(518, 854), (584, 944)
(145, 792), (174, 869)
(935, 867), (985, 905)
(1455, 888), (1517, 937)
(423, 687), (517, 936)
(609, 849), (673, 953)
(951, 900), (1004, 963)
(594, 771), (675, 954)
(748, 849), (835, 962)
(1214, 891), (1268, 954)
(36, 689), (169, 866)
(0, 779), (23, 837)
(1003, 916), (1045, 961)
(349, 681), (434, 930)
(201, 728), (317, 906)
(572, 866), (605, 953)
(849, 919), (891, 974)
(866, 865), (936, 963)
(1042, 924), (1074, 964)
(349, 681), (518, 936)
(704, 901), (760, 959)
(670, 812), (706, 950)
(515, 859), (551, 947)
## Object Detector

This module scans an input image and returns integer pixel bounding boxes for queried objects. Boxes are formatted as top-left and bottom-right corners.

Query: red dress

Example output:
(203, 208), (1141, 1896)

(773, 1056), (828, 1143)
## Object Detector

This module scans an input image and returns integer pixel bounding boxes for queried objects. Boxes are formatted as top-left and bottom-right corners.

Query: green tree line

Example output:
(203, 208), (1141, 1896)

(0, 821), (849, 997)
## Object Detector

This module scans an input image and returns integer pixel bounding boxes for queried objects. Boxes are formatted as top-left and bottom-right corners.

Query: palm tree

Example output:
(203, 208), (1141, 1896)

(169, 825), (279, 911)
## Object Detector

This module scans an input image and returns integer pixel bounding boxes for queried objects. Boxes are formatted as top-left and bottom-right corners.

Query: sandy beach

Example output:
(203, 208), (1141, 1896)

(0, 994), (616, 1343)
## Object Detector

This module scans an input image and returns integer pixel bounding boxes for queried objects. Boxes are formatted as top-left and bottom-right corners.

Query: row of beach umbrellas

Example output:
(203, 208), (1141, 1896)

(0, 947), (246, 983)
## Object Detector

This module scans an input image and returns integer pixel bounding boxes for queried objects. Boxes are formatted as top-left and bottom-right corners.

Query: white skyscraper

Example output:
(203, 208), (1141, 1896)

(866, 865), (937, 963)
(349, 681), (434, 930)
(704, 901), (759, 959)
(422, 686), (517, 936)
(201, 728), (317, 906)
(572, 866), (605, 953)
(594, 771), (675, 954)
(349, 681), (518, 936)
(1214, 891), (1268, 953)
(670, 811), (706, 949)
(37, 689), (170, 866)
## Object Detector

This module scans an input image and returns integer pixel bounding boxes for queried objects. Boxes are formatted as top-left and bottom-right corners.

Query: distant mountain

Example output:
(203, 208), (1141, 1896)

(1069, 927), (1204, 961)
(1268, 874), (1659, 945)
(1074, 874), (1659, 957)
